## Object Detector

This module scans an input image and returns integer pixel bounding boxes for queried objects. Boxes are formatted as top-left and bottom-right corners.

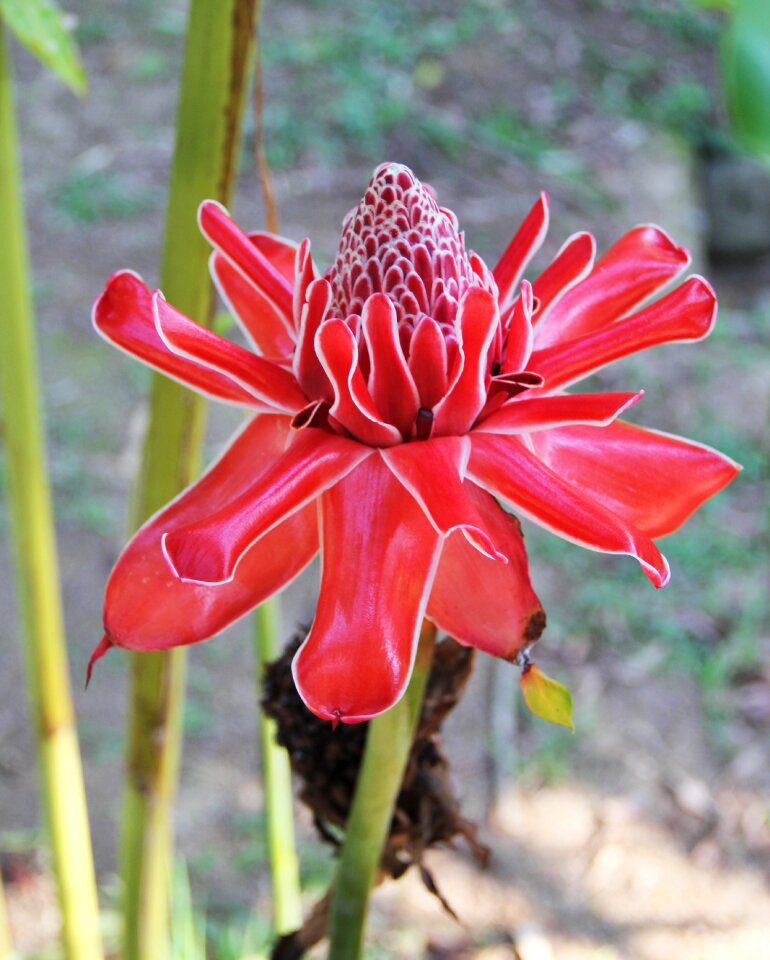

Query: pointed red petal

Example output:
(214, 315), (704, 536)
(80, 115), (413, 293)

(292, 456), (442, 722)
(293, 278), (334, 400)
(154, 293), (307, 413)
(532, 276), (717, 392)
(531, 420), (741, 538)
(433, 288), (499, 435)
(531, 231), (596, 322)
(86, 634), (112, 687)
(211, 252), (295, 358)
(315, 319), (402, 446)
(468, 433), (670, 587)
(427, 484), (545, 660)
(198, 201), (294, 323)
(381, 436), (505, 560)
(408, 315), (448, 410)
(474, 391), (643, 435)
(533, 224), (691, 349)
(501, 279), (534, 374)
(292, 238), (317, 335)
(362, 294), (420, 436)
(93, 271), (266, 407)
(102, 416), (318, 651)
(164, 429), (371, 584)
(492, 192), (549, 308)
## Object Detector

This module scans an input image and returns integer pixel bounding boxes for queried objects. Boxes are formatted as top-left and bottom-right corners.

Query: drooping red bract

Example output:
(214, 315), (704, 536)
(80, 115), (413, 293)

(91, 162), (740, 722)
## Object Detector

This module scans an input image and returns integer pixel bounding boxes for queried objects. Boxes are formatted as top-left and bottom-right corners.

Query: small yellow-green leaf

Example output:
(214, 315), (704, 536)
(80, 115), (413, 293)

(520, 663), (575, 732)
(0, 0), (87, 94)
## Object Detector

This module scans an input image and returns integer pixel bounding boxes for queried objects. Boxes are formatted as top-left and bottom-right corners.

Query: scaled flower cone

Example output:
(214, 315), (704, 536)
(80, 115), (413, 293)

(90, 163), (740, 723)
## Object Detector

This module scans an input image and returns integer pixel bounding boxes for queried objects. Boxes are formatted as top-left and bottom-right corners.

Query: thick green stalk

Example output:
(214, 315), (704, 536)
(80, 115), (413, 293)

(118, 4), (257, 959)
(0, 24), (103, 960)
(254, 599), (303, 934)
(328, 622), (437, 960)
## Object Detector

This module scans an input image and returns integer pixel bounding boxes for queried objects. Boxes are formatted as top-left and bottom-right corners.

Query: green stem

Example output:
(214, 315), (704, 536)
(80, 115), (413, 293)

(118, 4), (257, 959)
(328, 622), (437, 960)
(0, 23), (103, 960)
(254, 599), (303, 934)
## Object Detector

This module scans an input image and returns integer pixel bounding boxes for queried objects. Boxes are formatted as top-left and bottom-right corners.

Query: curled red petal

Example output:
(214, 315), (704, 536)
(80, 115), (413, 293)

(293, 278), (334, 400)
(198, 200), (294, 324)
(533, 275), (717, 392)
(531, 420), (741, 538)
(474, 391), (643, 435)
(292, 238), (317, 335)
(531, 231), (596, 323)
(533, 224), (691, 349)
(501, 279), (534, 374)
(153, 293), (307, 413)
(381, 436), (506, 561)
(315, 319), (402, 446)
(408, 315), (448, 410)
(433, 287), (499, 436)
(102, 415), (318, 652)
(211, 252), (295, 358)
(427, 483), (545, 660)
(163, 429), (372, 584)
(362, 294), (420, 436)
(93, 271), (266, 407)
(468, 433), (670, 588)
(292, 456), (443, 722)
(492, 192), (549, 309)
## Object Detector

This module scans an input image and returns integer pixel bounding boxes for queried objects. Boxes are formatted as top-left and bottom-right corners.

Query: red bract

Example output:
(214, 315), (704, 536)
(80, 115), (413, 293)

(91, 163), (739, 723)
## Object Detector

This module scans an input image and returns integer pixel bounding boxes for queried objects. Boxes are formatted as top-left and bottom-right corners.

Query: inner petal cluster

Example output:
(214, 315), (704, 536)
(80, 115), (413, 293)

(288, 163), (508, 443)
(324, 162), (497, 369)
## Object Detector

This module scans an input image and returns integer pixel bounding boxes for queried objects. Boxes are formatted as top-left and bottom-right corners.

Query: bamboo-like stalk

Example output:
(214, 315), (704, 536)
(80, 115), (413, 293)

(0, 23), (104, 960)
(254, 600), (303, 934)
(118, 4), (257, 959)
(327, 622), (437, 960)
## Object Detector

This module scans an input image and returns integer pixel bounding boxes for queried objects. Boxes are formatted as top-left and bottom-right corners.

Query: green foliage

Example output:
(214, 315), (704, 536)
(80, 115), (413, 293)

(72, 11), (111, 46)
(230, 811), (268, 876)
(720, 0), (770, 158)
(633, 0), (721, 42)
(206, 914), (272, 960)
(0, 0), (86, 93)
(579, 1), (721, 146)
(261, 0), (517, 168)
(170, 862), (207, 960)
(259, 0), (727, 187)
(130, 49), (174, 82)
(53, 170), (159, 225)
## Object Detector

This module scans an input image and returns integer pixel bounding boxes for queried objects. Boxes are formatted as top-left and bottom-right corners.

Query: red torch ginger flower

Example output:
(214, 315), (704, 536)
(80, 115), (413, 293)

(91, 162), (739, 722)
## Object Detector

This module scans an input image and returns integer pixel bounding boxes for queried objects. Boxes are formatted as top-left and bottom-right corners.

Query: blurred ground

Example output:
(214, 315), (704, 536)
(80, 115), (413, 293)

(1, 1), (768, 958)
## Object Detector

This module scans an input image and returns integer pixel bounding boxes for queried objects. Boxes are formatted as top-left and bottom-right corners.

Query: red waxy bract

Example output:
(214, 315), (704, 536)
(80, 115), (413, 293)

(91, 163), (740, 722)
